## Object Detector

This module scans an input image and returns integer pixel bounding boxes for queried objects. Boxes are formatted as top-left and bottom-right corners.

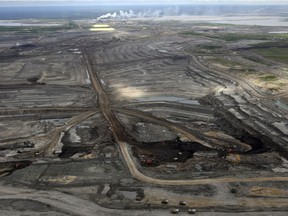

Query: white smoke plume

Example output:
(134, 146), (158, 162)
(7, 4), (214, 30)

(97, 10), (138, 20)
(97, 12), (117, 20)
(97, 7), (180, 20)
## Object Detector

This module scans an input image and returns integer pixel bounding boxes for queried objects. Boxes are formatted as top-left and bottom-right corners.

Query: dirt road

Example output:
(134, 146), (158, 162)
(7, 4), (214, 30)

(15, 110), (97, 159)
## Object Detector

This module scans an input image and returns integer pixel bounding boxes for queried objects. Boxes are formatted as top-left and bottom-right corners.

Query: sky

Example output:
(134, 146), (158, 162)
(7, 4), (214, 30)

(1, 0), (288, 6)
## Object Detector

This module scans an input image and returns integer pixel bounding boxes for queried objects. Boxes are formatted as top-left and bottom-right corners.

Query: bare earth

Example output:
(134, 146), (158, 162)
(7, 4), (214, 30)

(0, 16), (288, 215)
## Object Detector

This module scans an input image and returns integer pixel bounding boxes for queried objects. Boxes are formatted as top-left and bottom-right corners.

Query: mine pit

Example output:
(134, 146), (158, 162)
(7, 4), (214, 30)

(132, 139), (208, 167)
(1, 6), (288, 215)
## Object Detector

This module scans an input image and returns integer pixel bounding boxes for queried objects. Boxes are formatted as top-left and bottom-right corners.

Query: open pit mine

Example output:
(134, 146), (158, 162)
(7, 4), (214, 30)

(0, 13), (288, 216)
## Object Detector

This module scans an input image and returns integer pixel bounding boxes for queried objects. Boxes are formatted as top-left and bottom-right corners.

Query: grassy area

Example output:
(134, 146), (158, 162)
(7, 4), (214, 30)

(243, 55), (273, 66)
(192, 44), (223, 54)
(0, 21), (78, 34)
(250, 41), (288, 48)
(180, 31), (269, 41)
(260, 75), (278, 81)
(231, 68), (256, 73)
(245, 41), (288, 64)
(181, 31), (288, 42)
(270, 33), (288, 40)
(218, 33), (270, 41)
(251, 73), (287, 92)
(217, 33), (288, 41)
(253, 47), (288, 64)
(208, 57), (257, 75)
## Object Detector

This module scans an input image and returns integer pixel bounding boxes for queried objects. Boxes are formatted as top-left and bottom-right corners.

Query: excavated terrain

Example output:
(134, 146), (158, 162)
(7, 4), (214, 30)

(0, 18), (288, 215)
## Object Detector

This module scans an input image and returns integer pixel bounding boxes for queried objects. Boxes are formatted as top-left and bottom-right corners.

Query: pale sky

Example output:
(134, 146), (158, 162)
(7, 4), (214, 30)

(1, 0), (288, 5)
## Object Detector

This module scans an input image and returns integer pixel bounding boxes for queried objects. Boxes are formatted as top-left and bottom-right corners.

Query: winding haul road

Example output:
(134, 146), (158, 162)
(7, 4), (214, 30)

(83, 49), (288, 186)
(2, 186), (288, 216)
(0, 186), (161, 216)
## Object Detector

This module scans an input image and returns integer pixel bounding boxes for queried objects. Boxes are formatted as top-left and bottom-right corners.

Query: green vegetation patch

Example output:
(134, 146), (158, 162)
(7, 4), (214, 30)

(245, 41), (288, 64)
(270, 33), (288, 40)
(260, 74), (278, 81)
(250, 41), (288, 48)
(208, 57), (257, 75)
(217, 33), (270, 41)
(243, 55), (270, 65)
(231, 68), (256, 74)
(253, 47), (288, 64)
(180, 31), (279, 42)
(217, 33), (288, 41)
